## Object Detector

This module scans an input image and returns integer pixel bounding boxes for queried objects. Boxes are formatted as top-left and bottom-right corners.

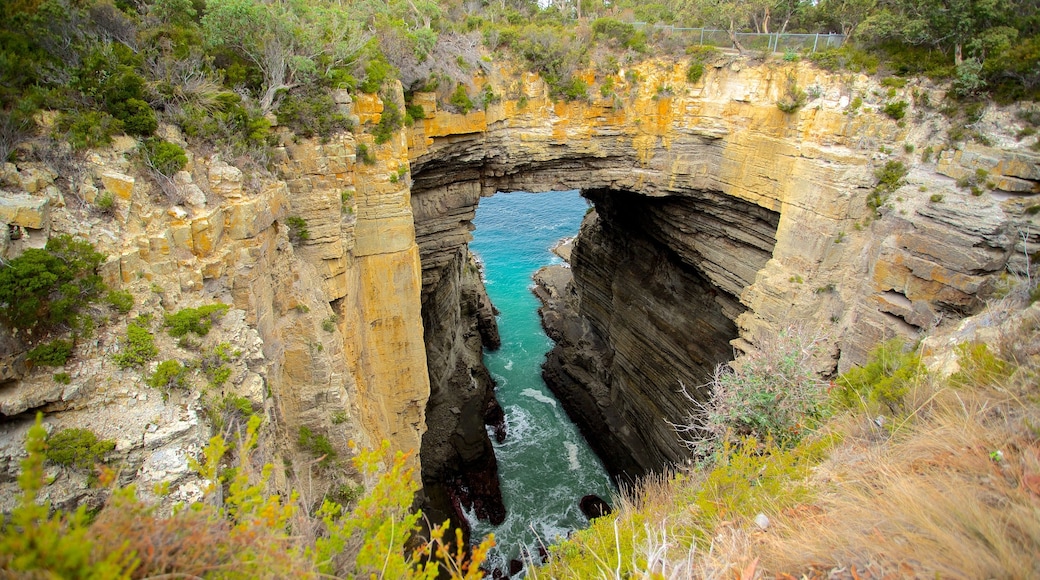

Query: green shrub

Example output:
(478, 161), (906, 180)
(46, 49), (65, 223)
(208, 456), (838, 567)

(94, 190), (115, 213)
(114, 320), (158, 369)
(867, 160), (908, 214)
(883, 100), (908, 120)
(776, 73), (807, 114)
(834, 339), (922, 412)
(45, 428), (116, 470)
(356, 143), (375, 165)
(686, 62), (705, 84)
(117, 98), (157, 137)
(206, 364), (231, 388)
(404, 103), (426, 124)
(881, 77), (909, 89)
(0, 235), (106, 333)
(360, 54), (394, 94)
(809, 46), (879, 74)
(148, 359), (187, 392)
(322, 316), (337, 332)
(142, 138), (187, 177)
(372, 101), (403, 144)
(286, 216), (309, 245)
(449, 84), (473, 113)
(163, 303), (229, 337)
(680, 326), (829, 460)
(53, 372), (71, 384)
(27, 339), (74, 367)
(105, 290), (134, 314)
(276, 89), (352, 140)
(298, 426), (336, 466)
(558, 76), (588, 101)
(55, 110), (123, 151)
(930, 193), (944, 202)
(949, 343), (1013, 387)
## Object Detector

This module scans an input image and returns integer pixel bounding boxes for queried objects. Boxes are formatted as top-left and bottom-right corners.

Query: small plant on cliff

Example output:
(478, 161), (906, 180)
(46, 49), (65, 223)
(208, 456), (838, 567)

(148, 359), (188, 397)
(114, 318), (158, 369)
(867, 160), (908, 215)
(141, 138), (188, 178)
(286, 216), (310, 245)
(164, 303), (229, 337)
(833, 338), (923, 413)
(45, 427), (117, 471)
(883, 100), (909, 120)
(776, 73), (807, 114)
(356, 143), (376, 165)
(27, 339), (74, 367)
(105, 290), (134, 314)
(0, 235), (106, 335)
(676, 326), (830, 461)
(373, 101), (403, 145)
(298, 426), (337, 466)
(450, 84), (474, 114)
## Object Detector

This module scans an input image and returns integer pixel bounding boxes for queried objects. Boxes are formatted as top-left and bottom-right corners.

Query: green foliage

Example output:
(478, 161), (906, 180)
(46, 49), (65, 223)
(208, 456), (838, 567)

(809, 46), (879, 74)
(0, 415), (133, 577)
(207, 364), (231, 388)
(868, 160), (908, 214)
(45, 428), (116, 470)
(883, 100), (908, 120)
(322, 315), (337, 332)
(949, 342), (1013, 387)
(142, 138), (188, 177)
(449, 84), (474, 113)
(688, 437), (818, 524)
(148, 359), (187, 392)
(105, 290), (133, 314)
(53, 372), (71, 384)
(590, 18), (646, 52)
(55, 110), (123, 151)
(277, 88), (353, 140)
(0, 235), (106, 334)
(776, 73), (807, 114)
(373, 101), (403, 144)
(298, 426), (336, 466)
(27, 339), (74, 367)
(683, 327), (829, 461)
(405, 103), (427, 124)
(163, 303), (229, 337)
(686, 61), (705, 84)
(356, 143), (375, 165)
(114, 319), (158, 369)
(176, 93), (273, 154)
(360, 57), (393, 95)
(94, 190), (115, 213)
(930, 193), (944, 202)
(558, 76), (588, 101)
(881, 76), (909, 89)
(834, 339), (923, 411)
(286, 216), (310, 245)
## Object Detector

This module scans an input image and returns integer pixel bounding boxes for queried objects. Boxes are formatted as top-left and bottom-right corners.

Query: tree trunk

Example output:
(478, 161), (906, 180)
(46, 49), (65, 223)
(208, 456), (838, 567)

(729, 19), (745, 54)
(954, 43), (963, 66)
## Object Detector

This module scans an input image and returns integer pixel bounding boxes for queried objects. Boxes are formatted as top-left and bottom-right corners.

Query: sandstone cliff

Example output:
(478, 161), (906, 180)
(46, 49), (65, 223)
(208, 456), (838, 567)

(404, 57), (1040, 480)
(2, 51), (1038, 511)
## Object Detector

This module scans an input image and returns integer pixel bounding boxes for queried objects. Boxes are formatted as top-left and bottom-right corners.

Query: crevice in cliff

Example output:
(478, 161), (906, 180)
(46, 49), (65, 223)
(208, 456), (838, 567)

(539, 187), (780, 482)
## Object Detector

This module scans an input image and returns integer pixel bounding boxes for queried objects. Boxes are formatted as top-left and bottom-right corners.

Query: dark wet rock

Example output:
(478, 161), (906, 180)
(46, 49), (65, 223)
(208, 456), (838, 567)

(580, 494), (612, 519)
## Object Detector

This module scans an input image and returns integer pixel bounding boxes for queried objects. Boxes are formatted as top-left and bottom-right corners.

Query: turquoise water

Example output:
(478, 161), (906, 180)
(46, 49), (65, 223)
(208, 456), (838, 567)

(468, 190), (614, 573)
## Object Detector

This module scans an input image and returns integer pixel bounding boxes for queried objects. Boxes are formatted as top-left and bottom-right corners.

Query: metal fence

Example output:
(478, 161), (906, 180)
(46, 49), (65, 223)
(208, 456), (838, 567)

(632, 23), (847, 54)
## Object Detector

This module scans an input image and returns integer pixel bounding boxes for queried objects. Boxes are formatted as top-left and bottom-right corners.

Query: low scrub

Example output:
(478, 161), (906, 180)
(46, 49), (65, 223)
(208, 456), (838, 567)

(164, 303), (229, 337)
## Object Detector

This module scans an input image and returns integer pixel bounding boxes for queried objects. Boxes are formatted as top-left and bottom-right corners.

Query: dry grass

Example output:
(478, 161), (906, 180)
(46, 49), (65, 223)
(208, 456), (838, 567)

(537, 301), (1040, 580)
(757, 371), (1040, 579)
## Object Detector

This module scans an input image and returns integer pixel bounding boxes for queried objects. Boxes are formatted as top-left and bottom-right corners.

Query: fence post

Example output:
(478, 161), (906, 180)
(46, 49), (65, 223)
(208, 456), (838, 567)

(812, 33), (819, 53)
(700, 28), (704, 45)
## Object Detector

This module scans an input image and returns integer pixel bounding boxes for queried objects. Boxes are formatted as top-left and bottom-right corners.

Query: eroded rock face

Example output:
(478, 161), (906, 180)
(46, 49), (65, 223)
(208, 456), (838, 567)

(406, 57), (1040, 481)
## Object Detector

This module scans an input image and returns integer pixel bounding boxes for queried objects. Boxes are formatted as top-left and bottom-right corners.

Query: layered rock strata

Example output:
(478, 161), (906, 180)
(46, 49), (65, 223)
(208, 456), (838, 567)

(405, 58), (1040, 481)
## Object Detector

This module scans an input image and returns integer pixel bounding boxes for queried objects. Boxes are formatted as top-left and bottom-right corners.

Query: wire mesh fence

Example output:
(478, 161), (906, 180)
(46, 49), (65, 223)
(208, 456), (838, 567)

(632, 23), (847, 54)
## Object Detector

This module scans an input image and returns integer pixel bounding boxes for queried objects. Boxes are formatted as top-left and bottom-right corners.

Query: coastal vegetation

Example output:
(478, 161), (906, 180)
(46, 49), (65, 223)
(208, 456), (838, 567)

(1, 0), (1038, 578)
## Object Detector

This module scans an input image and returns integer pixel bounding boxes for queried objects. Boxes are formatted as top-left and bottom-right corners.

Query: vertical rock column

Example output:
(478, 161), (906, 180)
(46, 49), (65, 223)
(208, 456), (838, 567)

(351, 121), (431, 466)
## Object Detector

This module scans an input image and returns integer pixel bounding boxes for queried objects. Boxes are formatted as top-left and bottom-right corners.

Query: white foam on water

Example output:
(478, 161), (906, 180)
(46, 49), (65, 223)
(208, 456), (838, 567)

(520, 388), (557, 408)
(564, 441), (580, 471)
(504, 359), (514, 371)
